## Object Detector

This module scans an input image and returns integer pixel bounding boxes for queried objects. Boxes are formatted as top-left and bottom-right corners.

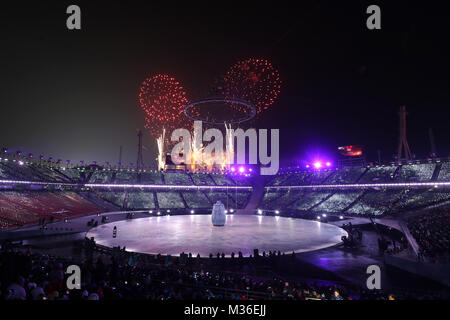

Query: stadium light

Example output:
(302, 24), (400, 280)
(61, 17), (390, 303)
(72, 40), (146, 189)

(229, 209), (234, 213)
(257, 209), (262, 214)
(322, 214), (327, 217)
(314, 162), (322, 169)
(339, 216), (344, 219)
(317, 216), (321, 220)
(190, 210), (194, 214)
(149, 210), (153, 214)
(275, 210), (280, 214)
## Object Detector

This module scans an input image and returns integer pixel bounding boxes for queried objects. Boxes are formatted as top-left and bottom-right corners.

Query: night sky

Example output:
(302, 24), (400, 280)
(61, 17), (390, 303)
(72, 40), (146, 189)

(1, 1), (449, 167)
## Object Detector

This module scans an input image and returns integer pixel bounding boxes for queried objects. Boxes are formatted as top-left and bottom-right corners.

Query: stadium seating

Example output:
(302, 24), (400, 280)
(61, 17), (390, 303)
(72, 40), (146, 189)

(296, 191), (333, 211)
(347, 189), (403, 216)
(408, 210), (450, 261)
(438, 162), (450, 181)
(182, 191), (212, 208)
(156, 192), (185, 208)
(358, 166), (397, 183)
(162, 172), (192, 185)
(140, 172), (163, 184)
(89, 170), (114, 184)
(114, 170), (138, 184)
(0, 161), (449, 228)
(190, 173), (215, 186)
(210, 174), (235, 186)
(260, 190), (304, 210)
(396, 163), (436, 181)
(59, 168), (82, 182)
(312, 190), (364, 213)
(324, 167), (366, 184)
(96, 191), (126, 208)
(126, 191), (156, 209)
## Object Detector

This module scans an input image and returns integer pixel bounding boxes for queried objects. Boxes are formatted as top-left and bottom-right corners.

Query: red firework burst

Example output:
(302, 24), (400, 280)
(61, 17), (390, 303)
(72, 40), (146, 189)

(223, 58), (281, 114)
(138, 74), (191, 137)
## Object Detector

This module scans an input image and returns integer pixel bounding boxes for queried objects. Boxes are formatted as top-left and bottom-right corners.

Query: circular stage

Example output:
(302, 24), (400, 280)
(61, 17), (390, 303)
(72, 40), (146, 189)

(87, 215), (347, 257)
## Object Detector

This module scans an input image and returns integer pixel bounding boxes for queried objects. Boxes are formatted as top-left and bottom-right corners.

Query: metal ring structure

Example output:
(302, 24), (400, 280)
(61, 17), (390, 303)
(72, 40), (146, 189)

(184, 97), (256, 125)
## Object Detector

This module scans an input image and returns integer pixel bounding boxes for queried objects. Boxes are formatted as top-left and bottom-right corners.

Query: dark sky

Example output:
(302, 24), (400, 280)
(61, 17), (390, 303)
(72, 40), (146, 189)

(1, 1), (449, 167)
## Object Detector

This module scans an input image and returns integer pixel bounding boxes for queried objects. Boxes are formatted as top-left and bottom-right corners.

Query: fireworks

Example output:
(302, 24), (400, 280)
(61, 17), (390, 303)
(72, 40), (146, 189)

(139, 74), (191, 137)
(223, 58), (281, 114)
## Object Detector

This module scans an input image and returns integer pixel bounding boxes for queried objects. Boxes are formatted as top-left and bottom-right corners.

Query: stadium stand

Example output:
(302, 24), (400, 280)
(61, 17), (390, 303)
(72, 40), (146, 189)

(89, 170), (114, 184)
(210, 174), (235, 186)
(347, 189), (403, 216)
(182, 191), (212, 208)
(140, 172), (163, 184)
(125, 191), (156, 209)
(296, 191), (333, 211)
(156, 192), (185, 208)
(358, 165), (397, 183)
(324, 167), (367, 184)
(0, 161), (449, 228)
(312, 190), (364, 213)
(189, 173), (215, 186)
(95, 191), (126, 208)
(396, 163), (436, 181)
(438, 162), (450, 181)
(408, 210), (450, 263)
(114, 171), (138, 184)
(162, 172), (192, 185)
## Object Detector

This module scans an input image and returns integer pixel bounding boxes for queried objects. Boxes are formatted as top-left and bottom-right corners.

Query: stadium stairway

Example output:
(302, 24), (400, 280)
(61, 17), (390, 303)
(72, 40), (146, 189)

(236, 175), (271, 215)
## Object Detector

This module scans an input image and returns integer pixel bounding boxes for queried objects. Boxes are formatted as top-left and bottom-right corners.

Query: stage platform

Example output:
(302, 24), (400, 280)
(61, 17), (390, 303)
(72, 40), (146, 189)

(86, 214), (347, 257)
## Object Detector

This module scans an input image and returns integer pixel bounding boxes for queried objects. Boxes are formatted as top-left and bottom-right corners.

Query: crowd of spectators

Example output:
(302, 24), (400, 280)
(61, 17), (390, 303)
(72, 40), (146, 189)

(408, 210), (450, 263)
(1, 240), (446, 301)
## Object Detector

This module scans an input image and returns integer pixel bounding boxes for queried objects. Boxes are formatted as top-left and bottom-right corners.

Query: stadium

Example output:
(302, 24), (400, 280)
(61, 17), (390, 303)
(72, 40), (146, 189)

(1, 2), (449, 306)
(1, 155), (450, 300)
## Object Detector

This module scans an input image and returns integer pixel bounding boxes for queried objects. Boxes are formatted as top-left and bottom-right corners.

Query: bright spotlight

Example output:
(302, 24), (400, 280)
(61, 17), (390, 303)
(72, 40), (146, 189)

(275, 210), (280, 214)
(339, 216), (344, 219)
(230, 209), (234, 213)
(257, 209), (262, 215)
(190, 210), (194, 214)
(322, 214), (327, 217)
(149, 210), (153, 214)
(157, 212), (161, 215)
(313, 162), (322, 169)
(326, 162), (331, 167)
(224, 210), (228, 214)
(317, 216), (321, 219)
(231, 167), (235, 172)
(239, 166), (245, 173)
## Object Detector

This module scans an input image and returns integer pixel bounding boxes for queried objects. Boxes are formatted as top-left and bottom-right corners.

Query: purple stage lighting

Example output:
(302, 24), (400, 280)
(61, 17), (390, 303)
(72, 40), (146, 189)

(313, 162), (322, 169)
(239, 166), (245, 173)
(326, 162), (331, 167)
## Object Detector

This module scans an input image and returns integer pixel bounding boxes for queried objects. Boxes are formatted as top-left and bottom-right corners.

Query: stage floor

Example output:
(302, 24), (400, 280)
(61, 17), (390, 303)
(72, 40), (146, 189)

(87, 215), (347, 257)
